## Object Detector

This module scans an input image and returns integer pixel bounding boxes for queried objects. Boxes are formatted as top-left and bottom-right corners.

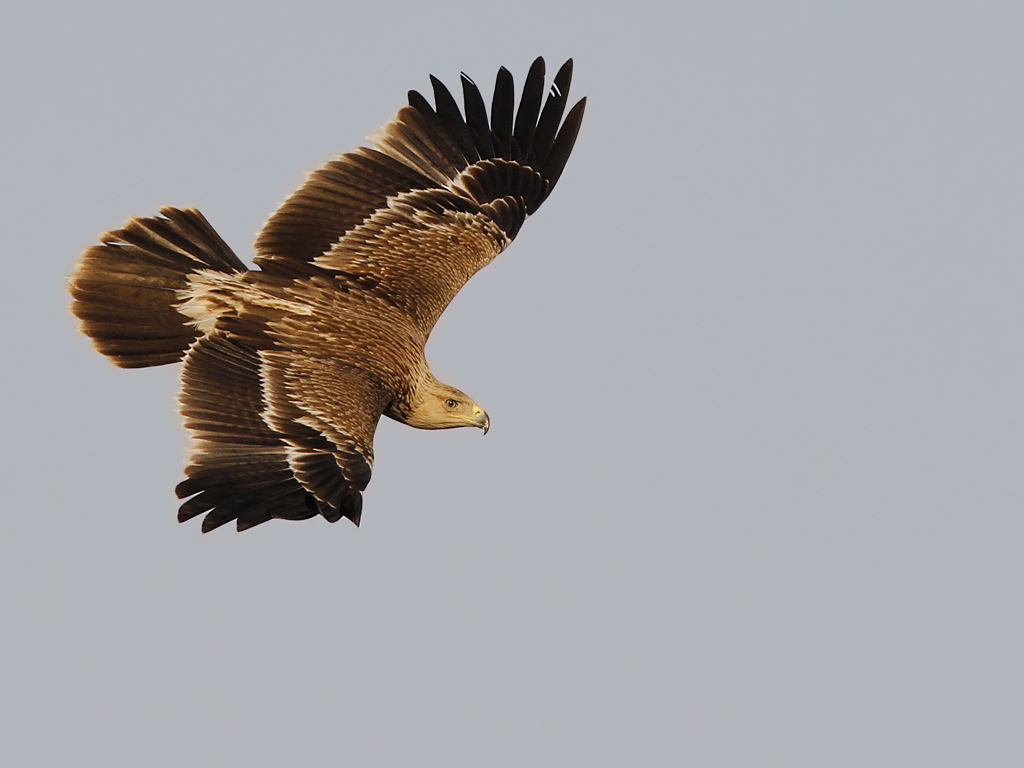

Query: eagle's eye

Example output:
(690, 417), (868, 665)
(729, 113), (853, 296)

(445, 398), (458, 409)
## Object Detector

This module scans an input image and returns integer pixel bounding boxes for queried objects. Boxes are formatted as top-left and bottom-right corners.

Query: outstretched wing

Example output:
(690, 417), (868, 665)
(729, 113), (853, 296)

(176, 332), (386, 531)
(253, 57), (586, 334)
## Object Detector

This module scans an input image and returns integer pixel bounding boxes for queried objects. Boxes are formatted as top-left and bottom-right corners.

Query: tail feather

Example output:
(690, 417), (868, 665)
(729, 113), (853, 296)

(68, 207), (247, 368)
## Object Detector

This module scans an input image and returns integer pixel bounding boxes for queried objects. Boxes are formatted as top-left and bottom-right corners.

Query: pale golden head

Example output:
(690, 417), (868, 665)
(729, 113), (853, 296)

(403, 380), (489, 433)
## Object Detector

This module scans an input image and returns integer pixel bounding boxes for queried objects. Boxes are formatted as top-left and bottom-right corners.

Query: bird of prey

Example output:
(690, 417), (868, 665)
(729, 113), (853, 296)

(68, 57), (586, 532)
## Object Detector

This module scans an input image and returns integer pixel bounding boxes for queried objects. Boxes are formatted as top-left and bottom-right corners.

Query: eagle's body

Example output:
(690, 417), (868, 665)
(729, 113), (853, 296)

(68, 58), (585, 531)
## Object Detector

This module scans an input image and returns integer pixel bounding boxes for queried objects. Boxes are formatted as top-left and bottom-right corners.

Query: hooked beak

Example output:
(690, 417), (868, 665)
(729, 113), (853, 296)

(472, 406), (490, 434)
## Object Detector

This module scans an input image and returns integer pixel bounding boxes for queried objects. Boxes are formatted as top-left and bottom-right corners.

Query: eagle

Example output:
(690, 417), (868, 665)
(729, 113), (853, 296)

(68, 57), (586, 532)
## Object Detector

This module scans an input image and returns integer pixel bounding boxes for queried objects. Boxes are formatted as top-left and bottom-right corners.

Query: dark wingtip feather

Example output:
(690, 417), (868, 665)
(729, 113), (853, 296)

(201, 511), (234, 533)
(407, 89), (431, 114)
(430, 57), (585, 223)
(460, 72), (493, 158)
(345, 493), (363, 526)
(318, 497), (344, 523)
(429, 74), (479, 164)
(542, 96), (586, 191)
(512, 57), (545, 164)
(316, 492), (362, 525)
(490, 67), (515, 160)
(531, 59), (574, 167)
(236, 516), (268, 532)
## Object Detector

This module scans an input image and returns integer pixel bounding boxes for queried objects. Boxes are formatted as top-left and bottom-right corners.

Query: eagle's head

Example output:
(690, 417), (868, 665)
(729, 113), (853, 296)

(402, 379), (489, 433)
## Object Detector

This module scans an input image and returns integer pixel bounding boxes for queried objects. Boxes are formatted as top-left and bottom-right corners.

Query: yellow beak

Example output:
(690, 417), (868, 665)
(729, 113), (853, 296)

(472, 406), (490, 434)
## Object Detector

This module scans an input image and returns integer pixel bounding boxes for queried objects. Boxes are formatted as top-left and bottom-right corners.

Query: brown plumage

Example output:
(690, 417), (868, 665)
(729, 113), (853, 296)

(68, 58), (585, 532)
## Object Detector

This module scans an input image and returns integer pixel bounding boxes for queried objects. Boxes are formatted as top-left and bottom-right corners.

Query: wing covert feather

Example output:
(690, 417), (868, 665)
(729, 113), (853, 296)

(315, 192), (510, 333)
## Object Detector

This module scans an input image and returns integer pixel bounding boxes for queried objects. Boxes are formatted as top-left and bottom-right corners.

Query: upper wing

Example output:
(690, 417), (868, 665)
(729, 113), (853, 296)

(176, 331), (386, 531)
(253, 57), (585, 333)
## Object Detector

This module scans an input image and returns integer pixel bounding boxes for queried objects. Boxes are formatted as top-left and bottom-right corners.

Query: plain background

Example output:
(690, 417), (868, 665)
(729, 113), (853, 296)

(4, 1), (1023, 765)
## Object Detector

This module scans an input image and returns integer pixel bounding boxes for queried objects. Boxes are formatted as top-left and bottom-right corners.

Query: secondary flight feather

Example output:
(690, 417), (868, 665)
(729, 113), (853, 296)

(68, 57), (585, 532)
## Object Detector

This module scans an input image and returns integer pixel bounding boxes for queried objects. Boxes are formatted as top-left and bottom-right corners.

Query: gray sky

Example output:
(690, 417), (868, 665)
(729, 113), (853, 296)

(4, 1), (1024, 765)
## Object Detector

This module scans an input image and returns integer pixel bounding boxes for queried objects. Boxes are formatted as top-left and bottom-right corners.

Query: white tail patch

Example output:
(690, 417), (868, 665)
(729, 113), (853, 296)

(176, 270), (313, 333)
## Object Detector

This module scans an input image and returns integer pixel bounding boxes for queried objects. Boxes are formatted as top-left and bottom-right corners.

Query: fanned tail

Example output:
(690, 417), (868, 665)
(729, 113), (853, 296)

(68, 207), (247, 368)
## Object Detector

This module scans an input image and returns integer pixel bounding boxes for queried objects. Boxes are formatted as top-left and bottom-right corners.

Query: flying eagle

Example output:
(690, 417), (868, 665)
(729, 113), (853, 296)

(68, 58), (585, 532)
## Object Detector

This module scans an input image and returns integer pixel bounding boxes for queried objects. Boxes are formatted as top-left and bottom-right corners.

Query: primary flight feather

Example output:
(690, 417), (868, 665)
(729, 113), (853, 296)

(68, 57), (585, 532)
